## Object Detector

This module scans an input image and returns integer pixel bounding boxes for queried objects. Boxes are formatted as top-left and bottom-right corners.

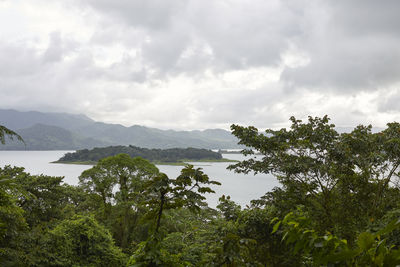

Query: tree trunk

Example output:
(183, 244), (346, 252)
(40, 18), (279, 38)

(155, 193), (165, 233)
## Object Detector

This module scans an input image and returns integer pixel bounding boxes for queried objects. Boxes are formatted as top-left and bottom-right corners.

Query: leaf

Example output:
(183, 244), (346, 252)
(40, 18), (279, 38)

(357, 232), (375, 251)
(376, 218), (400, 237)
(282, 212), (293, 224)
(272, 221), (281, 233)
(271, 217), (279, 224)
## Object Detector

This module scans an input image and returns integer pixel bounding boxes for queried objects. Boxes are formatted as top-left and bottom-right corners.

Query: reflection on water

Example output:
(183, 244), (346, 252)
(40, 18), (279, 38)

(0, 151), (279, 208)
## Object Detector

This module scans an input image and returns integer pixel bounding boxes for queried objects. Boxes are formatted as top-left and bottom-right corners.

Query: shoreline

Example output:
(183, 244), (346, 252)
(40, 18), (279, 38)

(51, 158), (239, 166)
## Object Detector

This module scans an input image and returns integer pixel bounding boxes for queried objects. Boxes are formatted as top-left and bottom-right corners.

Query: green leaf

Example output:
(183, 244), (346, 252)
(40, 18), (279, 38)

(357, 232), (375, 251)
(376, 218), (400, 237)
(272, 221), (281, 233)
(282, 212), (293, 224)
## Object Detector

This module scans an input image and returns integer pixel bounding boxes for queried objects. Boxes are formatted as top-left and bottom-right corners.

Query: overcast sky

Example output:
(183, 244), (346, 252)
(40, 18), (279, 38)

(1, 0), (400, 130)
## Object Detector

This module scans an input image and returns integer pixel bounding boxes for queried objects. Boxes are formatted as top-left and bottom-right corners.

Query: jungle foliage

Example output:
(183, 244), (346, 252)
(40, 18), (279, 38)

(3, 116), (400, 266)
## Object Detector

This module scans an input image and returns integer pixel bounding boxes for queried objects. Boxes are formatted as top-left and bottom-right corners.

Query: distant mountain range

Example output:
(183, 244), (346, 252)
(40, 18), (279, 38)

(0, 109), (239, 150)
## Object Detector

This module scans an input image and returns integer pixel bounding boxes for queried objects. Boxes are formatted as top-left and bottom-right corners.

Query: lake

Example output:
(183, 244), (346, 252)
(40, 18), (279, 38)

(0, 151), (279, 208)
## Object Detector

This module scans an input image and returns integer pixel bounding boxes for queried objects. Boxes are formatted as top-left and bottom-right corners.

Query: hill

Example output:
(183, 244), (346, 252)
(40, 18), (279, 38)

(0, 124), (108, 150)
(0, 109), (239, 150)
(0, 109), (94, 131)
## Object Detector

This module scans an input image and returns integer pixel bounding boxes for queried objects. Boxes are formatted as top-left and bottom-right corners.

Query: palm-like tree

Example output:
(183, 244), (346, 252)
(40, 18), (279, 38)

(0, 125), (24, 145)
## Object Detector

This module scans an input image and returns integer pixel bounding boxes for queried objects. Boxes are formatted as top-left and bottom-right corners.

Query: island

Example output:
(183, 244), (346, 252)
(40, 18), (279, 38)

(53, 145), (238, 165)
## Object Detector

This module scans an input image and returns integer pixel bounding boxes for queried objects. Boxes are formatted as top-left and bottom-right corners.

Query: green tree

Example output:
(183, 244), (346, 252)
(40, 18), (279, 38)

(130, 165), (220, 266)
(46, 215), (127, 266)
(0, 167), (27, 265)
(0, 166), (95, 266)
(229, 116), (400, 242)
(217, 195), (241, 221)
(79, 153), (159, 249)
(0, 127), (26, 265)
(144, 165), (221, 234)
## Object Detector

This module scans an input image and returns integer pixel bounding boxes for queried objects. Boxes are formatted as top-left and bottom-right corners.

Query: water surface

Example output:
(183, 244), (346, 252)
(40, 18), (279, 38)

(0, 151), (279, 207)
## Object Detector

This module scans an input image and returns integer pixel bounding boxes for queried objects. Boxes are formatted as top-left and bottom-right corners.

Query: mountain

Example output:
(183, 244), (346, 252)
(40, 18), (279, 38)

(0, 109), (94, 130)
(73, 123), (237, 149)
(0, 124), (109, 150)
(0, 109), (239, 150)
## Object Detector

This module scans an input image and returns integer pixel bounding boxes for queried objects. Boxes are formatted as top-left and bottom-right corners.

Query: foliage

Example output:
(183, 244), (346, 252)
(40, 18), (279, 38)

(217, 195), (241, 221)
(47, 215), (127, 266)
(158, 208), (220, 266)
(6, 117), (400, 265)
(272, 210), (400, 266)
(0, 167), (27, 265)
(130, 165), (221, 266)
(13, 170), (72, 227)
(229, 116), (400, 242)
(58, 145), (223, 163)
(79, 153), (159, 249)
(144, 165), (220, 233)
(0, 125), (24, 145)
(0, 166), (96, 266)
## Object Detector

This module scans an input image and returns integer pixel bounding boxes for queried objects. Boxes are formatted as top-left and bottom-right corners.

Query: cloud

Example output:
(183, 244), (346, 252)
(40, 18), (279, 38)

(281, 0), (400, 92)
(84, 0), (186, 31)
(1, 0), (400, 130)
(43, 32), (64, 62)
(84, 0), (400, 94)
(83, 0), (306, 74)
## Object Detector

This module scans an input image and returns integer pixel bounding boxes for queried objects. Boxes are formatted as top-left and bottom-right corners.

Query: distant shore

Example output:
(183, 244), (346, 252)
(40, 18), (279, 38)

(52, 158), (238, 166)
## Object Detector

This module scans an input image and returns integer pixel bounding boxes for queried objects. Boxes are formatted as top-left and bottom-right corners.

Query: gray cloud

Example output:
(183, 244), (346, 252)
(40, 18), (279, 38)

(43, 32), (64, 62)
(1, 0), (400, 130)
(85, 0), (400, 94)
(0, 42), (41, 77)
(281, 0), (400, 92)
(84, 0), (186, 31)
(83, 0), (305, 75)
(377, 88), (400, 113)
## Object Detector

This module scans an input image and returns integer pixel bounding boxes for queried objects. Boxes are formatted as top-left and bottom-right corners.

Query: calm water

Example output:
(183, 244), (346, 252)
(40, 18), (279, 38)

(0, 151), (279, 208)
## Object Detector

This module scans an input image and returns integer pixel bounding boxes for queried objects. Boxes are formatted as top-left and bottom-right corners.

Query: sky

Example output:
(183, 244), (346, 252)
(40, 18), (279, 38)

(1, 0), (400, 130)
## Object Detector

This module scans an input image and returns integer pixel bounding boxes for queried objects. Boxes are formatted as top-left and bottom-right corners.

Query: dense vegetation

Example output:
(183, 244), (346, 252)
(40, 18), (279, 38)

(56, 145), (224, 164)
(3, 116), (400, 266)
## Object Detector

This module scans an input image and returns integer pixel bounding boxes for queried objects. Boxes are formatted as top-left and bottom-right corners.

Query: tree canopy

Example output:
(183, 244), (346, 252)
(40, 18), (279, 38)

(4, 118), (400, 266)
(230, 116), (400, 241)
(58, 146), (223, 164)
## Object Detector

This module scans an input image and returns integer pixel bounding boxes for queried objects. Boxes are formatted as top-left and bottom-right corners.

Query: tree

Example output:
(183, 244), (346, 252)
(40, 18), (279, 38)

(0, 167), (27, 265)
(0, 166), (97, 266)
(0, 127), (26, 264)
(47, 215), (127, 266)
(130, 165), (220, 266)
(145, 165), (221, 234)
(79, 153), (159, 249)
(229, 116), (400, 241)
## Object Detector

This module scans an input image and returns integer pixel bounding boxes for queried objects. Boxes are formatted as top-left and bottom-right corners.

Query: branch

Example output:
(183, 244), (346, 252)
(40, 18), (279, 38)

(0, 125), (24, 145)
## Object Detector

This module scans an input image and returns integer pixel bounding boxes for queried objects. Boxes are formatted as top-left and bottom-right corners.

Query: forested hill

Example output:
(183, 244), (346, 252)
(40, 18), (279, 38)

(56, 146), (226, 164)
(0, 109), (239, 149)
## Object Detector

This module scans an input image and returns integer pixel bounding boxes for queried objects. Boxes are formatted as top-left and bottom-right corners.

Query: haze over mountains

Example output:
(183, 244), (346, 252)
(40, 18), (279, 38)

(0, 109), (239, 150)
